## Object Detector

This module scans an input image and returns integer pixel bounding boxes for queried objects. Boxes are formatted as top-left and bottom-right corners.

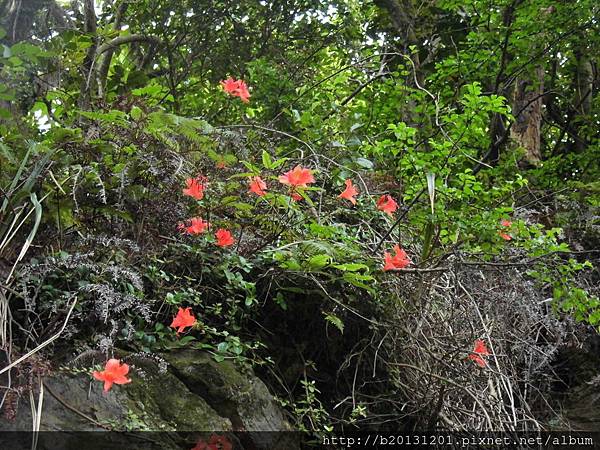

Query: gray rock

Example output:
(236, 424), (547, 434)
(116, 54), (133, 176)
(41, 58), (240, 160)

(0, 350), (298, 449)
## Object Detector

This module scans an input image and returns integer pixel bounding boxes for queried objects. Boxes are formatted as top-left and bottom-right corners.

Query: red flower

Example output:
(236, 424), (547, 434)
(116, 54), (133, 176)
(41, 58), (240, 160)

(183, 177), (206, 200)
(170, 307), (197, 334)
(220, 77), (251, 103)
(499, 219), (512, 241)
(235, 81), (251, 103)
(291, 192), (303, 202)
(179, 217), (210, 235)
(278, 166), (315, 188)
(220, 78), (239, 94)
(377, 194), (398, 216)
(383, 245), (411, 271)
(93, 359), (131, 393)
(192, 434), (232, 450)
(215, 229), (235, 247)
(338, 179), (358, 205)
(248, 176), (267, 196)
(468, 339), (491, 368)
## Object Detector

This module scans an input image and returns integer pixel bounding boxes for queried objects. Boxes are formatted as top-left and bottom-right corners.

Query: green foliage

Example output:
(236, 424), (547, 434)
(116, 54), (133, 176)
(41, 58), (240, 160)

(2, 0), (600, 433)
(278, 378), (333, 433)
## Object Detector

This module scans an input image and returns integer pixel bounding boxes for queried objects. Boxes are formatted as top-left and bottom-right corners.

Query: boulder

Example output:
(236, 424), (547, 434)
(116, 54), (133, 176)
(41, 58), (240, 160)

(0, 350), (297, 449)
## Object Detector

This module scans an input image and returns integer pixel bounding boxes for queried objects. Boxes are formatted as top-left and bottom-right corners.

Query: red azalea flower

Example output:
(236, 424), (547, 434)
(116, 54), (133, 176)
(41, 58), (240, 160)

(377, 194), (398, 216)
(278, 165), (315, 188)
(183, 177), (206, 200)
(215, 229), (235, 247)
(499, 219), (512, 240)
(192, 434), (232, 450)
(338, 179), (358, 205)
(468, 339), (491, 368)
(179, 217), (210, 235)
(93, 359), (131, 393)
(235, 80), (251, 103)
(220, 77), (240, 94)
(383, 245), (411, 271)
(248, 176), (267, 196)
(170, 307), (197, 334)
(220, 77), (251, 103)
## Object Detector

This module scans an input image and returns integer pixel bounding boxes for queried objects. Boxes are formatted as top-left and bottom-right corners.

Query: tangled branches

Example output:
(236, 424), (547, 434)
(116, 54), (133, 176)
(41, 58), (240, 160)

(333, 263), (582, 432)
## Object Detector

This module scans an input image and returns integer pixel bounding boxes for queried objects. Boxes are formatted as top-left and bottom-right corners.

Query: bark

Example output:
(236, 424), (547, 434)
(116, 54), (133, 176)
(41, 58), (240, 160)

(78, 0), (97, 111)
(510, 66), (544, 164)
(485, 0), (521, 165)
(96, 1), (128, 99)
(94, 3), (161, 99)
(373, 0), (422, 83)
(0, 0), (52, 44)
(573, 42), (593, 152)
(374, 0), (427, 130)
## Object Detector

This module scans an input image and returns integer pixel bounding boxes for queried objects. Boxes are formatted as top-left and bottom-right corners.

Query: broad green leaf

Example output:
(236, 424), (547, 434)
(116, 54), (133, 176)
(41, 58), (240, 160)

(307, 254), (330, 269)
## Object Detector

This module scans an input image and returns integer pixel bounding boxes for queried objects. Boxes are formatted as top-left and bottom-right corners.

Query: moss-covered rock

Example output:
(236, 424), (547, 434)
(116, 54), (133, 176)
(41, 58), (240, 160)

(164, 350), (292, 432)
(0, 350), (297, 449)
(164, 350), (298, 449)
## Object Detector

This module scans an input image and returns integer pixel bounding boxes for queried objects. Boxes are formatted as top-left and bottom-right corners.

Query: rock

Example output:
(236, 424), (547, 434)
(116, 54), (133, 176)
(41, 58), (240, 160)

(0, 350), (297, 449)
(553, 347), (600, 431)
(164, 350), (293, 432)
(164, 350), (298, 449)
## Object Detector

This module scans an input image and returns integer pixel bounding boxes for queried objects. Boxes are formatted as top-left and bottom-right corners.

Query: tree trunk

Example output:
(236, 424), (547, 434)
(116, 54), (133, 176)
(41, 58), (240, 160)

(573, 43), (593, 152)
(510, 66), (544, 164)
(78, 0), (98, 111)
(0, 0), (52, 44)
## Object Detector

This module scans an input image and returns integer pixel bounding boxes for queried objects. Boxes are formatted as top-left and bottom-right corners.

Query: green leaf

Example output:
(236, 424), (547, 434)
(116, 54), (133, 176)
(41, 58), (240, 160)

(333, 263), (369, 272)
(324, 313), (344, 333)
(242, 161), (260, 172)
(307, 254), (330, 269)
(130, 106), (143, 120)
(229, 202), (254, 212)
(280, 259), (301, 270)
(421, 221), (435, 261)
(217, 342), (229, 353)
(261, 150), (273, 169)
(355, 157), (373, 169)
(342, 272), (375, 292)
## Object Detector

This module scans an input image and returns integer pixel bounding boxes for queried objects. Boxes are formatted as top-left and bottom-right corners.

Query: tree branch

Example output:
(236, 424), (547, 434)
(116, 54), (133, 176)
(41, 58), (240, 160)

(96, 0), (128, 98)
(96, 34), (160, 56)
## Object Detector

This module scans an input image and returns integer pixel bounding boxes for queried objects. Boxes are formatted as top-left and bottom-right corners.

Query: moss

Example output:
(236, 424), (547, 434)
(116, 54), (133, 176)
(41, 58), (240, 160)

(125, 368), (231, 432)
(163, 350), (292, 432)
